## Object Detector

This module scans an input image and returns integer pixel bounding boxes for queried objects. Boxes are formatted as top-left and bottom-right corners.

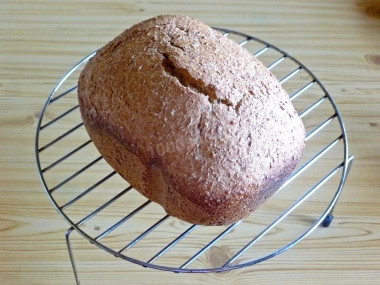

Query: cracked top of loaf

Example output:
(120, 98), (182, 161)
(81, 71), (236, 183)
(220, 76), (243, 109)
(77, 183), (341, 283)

(78, 15), (305, 225)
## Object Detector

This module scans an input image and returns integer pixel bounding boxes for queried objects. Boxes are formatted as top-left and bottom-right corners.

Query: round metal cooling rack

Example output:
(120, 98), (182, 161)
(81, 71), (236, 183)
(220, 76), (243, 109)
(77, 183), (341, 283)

(36, 28), (354, 284)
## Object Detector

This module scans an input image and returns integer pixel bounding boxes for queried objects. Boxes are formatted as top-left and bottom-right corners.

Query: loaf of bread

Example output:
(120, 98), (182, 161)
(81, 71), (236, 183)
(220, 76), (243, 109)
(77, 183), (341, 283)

(78, 15), (305, 226)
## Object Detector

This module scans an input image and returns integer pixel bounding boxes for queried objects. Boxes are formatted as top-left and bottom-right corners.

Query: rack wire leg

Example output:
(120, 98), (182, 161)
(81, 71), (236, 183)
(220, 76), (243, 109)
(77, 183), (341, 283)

(322, 156), (354, 227)
(65, 227), (81, 285)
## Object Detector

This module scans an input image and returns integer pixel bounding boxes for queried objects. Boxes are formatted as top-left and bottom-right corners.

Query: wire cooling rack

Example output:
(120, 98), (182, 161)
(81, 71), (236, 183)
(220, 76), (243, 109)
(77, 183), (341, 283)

(35, 28), (353, 284)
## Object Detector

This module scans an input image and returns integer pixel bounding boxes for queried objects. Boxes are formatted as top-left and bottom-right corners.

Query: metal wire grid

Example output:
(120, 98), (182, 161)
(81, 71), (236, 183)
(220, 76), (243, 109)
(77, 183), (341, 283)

(35, 28), (353, 280)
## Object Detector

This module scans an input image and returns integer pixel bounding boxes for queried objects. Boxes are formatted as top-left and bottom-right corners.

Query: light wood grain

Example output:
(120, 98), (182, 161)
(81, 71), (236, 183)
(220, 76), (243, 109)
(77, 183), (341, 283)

(1, 0), (379, 284)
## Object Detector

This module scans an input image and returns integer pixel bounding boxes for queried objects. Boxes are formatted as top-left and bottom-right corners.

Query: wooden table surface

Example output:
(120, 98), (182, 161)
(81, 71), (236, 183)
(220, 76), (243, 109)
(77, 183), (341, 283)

(1, 1), (379, 284)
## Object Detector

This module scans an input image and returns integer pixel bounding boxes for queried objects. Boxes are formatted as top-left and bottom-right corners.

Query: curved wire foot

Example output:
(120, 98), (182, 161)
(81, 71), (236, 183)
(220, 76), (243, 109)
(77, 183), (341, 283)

(321, 156), (354, 228)
(65, 227), (81, 285)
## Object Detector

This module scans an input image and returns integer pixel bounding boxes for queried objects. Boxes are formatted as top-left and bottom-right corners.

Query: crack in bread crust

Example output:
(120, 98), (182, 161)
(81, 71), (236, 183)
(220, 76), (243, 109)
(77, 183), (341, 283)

(161, 52), (234, 108)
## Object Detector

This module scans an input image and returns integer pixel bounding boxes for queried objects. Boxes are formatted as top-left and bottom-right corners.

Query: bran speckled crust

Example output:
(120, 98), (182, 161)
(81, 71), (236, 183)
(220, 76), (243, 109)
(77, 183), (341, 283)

(77, 15), (305, 226)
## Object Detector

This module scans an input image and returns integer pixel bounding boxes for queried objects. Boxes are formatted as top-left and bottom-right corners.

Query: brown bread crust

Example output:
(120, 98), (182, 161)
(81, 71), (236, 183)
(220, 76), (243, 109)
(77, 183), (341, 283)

(78, 15), (305, 225)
